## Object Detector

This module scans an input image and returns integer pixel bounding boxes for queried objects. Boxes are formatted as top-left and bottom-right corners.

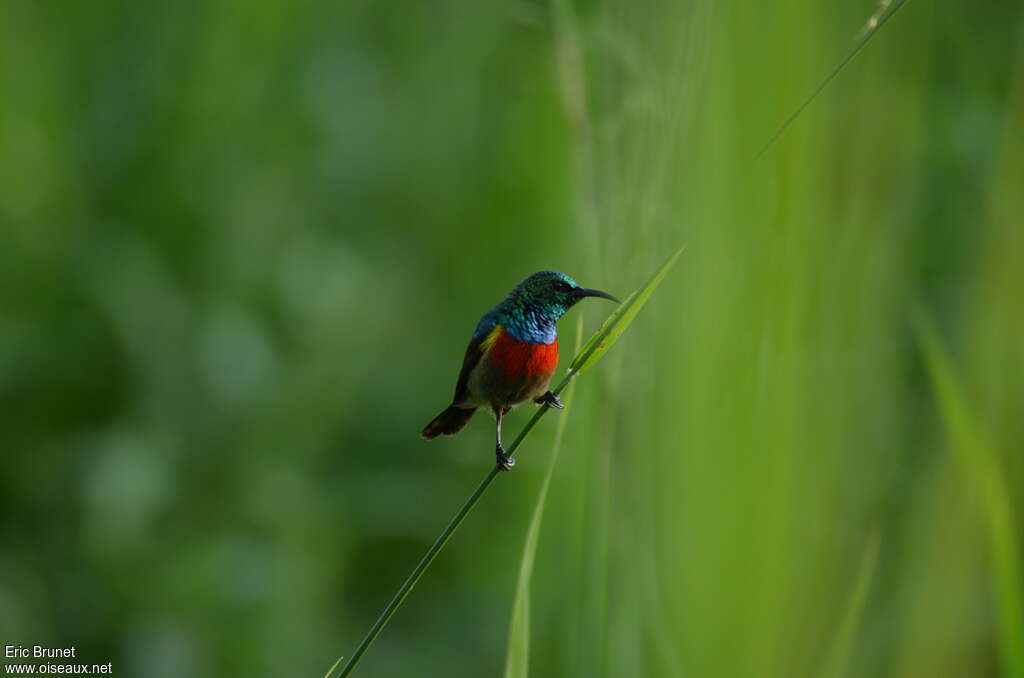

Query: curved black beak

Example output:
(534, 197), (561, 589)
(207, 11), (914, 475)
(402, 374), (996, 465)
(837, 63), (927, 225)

(574, 287), (620, 304)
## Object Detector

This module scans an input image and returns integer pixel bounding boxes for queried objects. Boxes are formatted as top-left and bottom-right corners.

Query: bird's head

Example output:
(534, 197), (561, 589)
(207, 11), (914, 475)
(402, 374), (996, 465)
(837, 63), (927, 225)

(507, 270), (620, 321)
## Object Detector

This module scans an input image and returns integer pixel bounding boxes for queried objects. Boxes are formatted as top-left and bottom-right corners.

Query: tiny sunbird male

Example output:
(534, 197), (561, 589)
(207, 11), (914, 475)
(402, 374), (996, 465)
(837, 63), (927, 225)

(421, 271), (619, 471)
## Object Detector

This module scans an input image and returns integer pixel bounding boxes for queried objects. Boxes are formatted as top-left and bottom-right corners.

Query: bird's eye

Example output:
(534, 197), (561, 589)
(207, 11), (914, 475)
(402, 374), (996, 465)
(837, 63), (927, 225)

(553, 280), (572, 292)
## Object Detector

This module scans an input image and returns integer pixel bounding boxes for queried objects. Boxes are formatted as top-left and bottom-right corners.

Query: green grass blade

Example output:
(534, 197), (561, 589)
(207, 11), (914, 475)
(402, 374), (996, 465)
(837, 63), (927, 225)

(322, 656), (344, 678)
(503, 317), (583, 678)
(756, 0), (913, 157)
(568, 245), (686, 376)
(821, 530), (882, 678)
(913, 309), (1024, 678)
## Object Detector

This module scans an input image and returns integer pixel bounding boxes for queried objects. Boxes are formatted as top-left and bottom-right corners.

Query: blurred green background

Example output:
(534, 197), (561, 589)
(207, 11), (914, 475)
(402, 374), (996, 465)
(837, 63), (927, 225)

(2, 1), (1023, 676)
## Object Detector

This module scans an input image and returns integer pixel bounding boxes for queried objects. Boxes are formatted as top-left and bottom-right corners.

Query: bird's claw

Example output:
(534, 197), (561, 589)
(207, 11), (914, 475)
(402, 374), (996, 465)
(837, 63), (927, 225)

(535, 390), (564, 409)
(496, 445), (516, 471)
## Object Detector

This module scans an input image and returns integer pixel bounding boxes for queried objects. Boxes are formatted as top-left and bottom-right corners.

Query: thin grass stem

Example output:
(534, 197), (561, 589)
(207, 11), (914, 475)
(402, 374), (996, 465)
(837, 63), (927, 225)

(756, 0), (913, 157)
(329, 362), (583, 678)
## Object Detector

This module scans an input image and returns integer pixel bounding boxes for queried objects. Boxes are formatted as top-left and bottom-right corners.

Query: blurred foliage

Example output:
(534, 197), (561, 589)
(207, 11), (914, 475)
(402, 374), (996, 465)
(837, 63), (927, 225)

(1, 1), (1023, 677)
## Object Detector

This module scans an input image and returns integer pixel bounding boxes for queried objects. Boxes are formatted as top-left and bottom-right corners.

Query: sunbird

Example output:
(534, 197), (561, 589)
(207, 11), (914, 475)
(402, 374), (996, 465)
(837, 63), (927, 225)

(421, 271), (619, 471)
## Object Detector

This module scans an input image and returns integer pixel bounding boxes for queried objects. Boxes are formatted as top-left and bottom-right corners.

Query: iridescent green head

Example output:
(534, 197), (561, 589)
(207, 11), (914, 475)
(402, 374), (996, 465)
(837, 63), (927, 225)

(493, 271), (619, 344)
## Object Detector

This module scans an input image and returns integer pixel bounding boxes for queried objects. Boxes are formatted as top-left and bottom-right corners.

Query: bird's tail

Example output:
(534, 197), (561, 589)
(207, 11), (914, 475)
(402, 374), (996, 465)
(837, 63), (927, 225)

(421, 405), (477, 440)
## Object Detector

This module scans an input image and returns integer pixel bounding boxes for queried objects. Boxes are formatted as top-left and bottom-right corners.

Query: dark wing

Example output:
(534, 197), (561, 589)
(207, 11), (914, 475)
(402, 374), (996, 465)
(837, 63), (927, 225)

(452, 318), (496, 405)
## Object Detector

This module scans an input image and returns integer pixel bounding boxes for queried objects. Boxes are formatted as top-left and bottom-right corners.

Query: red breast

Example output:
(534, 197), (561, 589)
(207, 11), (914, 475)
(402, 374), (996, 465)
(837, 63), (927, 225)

(487, 327), (559, 378)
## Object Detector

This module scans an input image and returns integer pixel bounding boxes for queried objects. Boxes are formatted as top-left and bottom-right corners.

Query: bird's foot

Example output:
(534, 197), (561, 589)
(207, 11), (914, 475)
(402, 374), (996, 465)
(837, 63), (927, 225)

(495, 444), (516, 471)
(535, 390), (564, 409)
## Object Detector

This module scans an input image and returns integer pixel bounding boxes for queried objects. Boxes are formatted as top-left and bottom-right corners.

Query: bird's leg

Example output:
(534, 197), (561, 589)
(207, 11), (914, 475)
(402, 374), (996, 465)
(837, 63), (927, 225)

(495, 407), (515, 471)
(535, 390), (564, 409)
